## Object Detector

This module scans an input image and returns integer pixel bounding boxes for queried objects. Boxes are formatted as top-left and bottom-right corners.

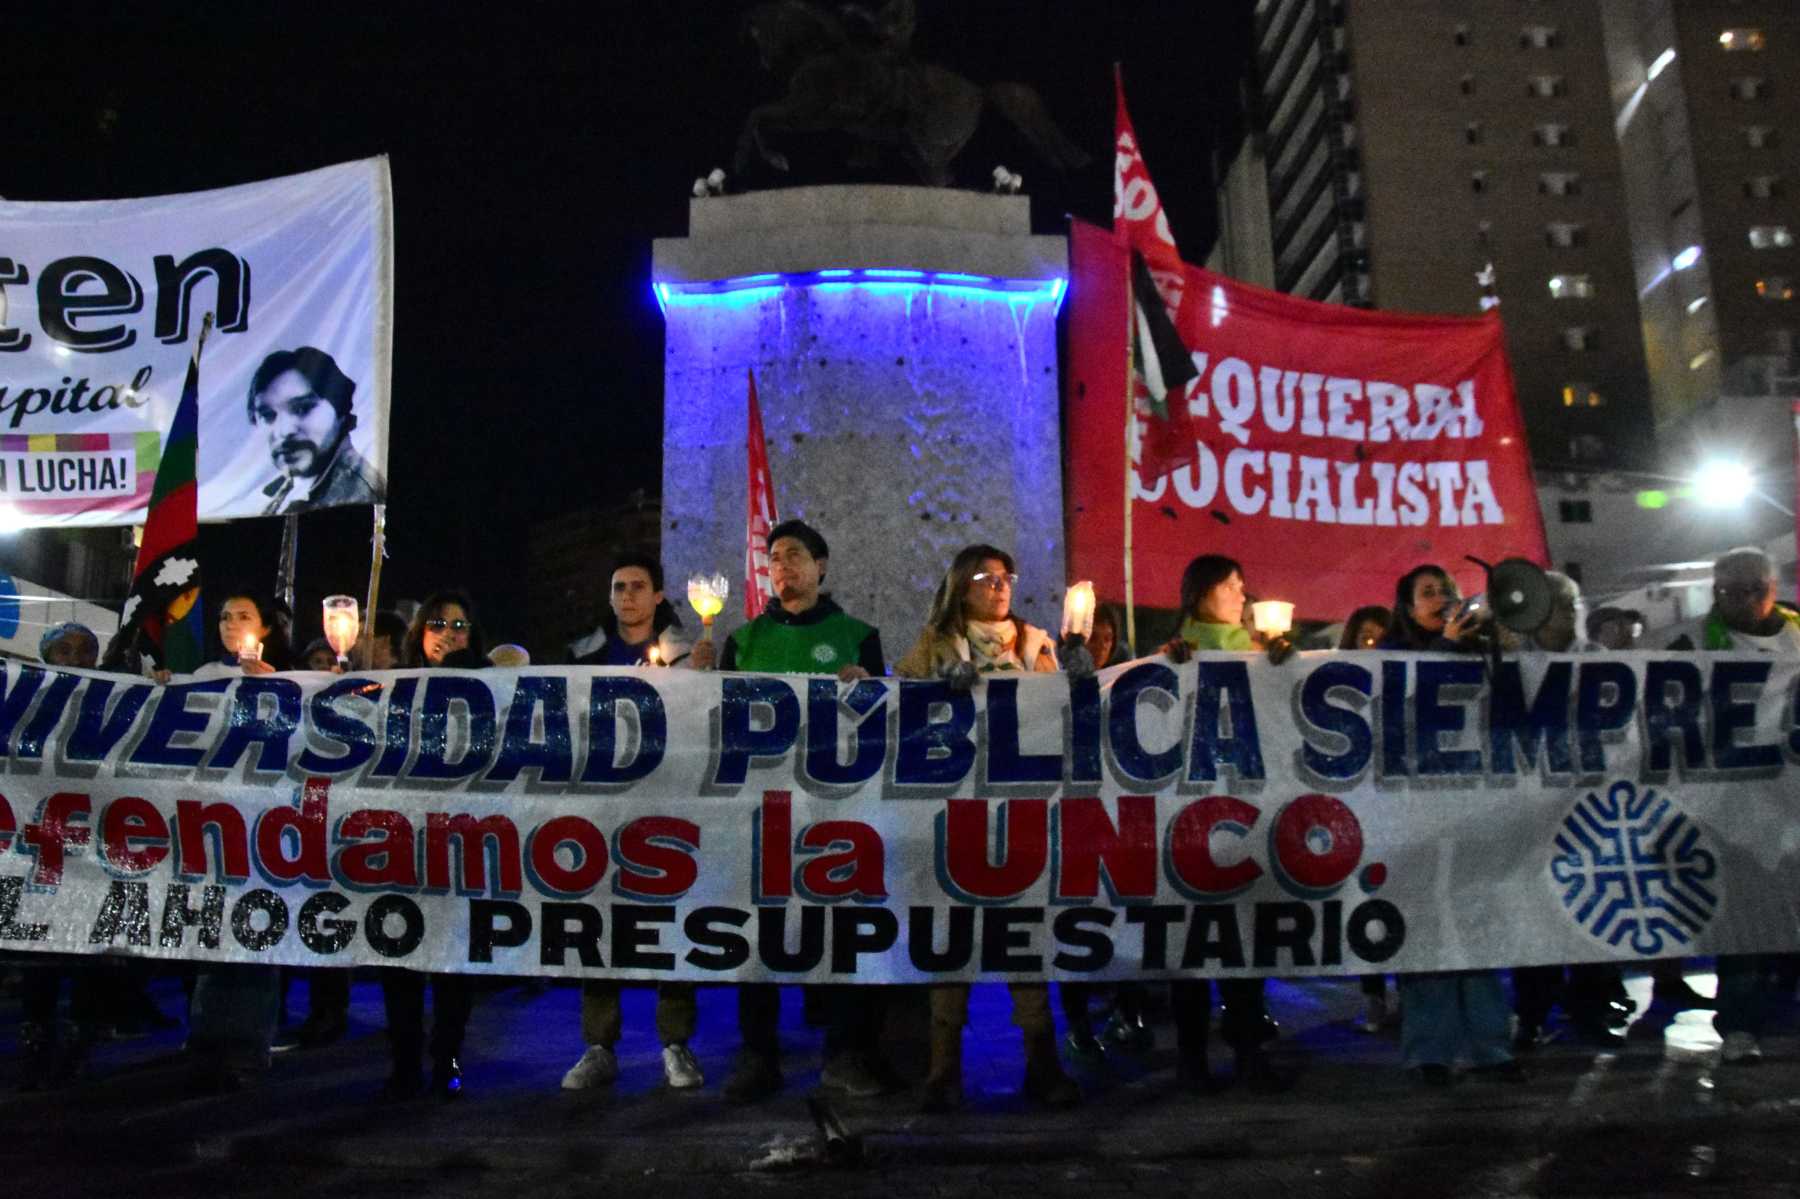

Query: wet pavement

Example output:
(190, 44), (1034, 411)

(10, 966), (1800, 1197)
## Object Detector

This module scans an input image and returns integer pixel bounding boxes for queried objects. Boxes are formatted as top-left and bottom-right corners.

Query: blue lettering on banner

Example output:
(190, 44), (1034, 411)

(896, 680), (976, 787)
(580, 676), (665, 785)
(715, 677), (800, 787)
(1298, 661), (1372, 781)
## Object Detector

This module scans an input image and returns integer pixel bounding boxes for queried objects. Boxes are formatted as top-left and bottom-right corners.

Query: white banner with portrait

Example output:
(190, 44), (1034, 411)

(0, 158), (392, 525)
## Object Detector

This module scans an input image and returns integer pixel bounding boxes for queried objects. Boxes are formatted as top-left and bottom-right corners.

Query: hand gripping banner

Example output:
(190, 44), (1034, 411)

(0, 158), (392, 524)
(0, 653), (1792, 981)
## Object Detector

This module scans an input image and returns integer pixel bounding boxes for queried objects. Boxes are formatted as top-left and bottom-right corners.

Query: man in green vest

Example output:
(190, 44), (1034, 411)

(1665, 546), (1800, 1065)
(690, 519), (889, 1102)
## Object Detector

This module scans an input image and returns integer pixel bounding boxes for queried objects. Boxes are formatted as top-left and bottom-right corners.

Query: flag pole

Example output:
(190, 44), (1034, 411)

(1122, 256), (1138, 653)
(359, 502), (387, 668)
(274, 514), (299, 612)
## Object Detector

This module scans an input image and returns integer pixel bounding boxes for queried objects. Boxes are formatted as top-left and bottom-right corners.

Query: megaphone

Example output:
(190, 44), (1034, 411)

(1466, 556), (1554, 634)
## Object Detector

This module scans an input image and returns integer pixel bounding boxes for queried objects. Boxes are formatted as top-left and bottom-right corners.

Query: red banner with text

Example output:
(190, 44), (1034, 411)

(1065, 220), (1549, 619)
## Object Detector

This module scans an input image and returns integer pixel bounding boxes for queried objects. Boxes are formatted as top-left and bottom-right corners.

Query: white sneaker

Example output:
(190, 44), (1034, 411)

(561, 1044), (619, 1089)
(662, 1043), (703, 1089)
(1721, 1031), (1763, 1065)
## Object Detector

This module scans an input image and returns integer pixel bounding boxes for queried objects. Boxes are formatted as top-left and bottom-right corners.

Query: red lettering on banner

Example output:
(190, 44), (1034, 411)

(1167, 796), (1264, 896)
(528, 815), (609, 897)
(0, 792), (15, 850)
(1054, 795), (1157, 901)
(21, 791), (90, 886)
(614, 815), (701, 899)
(175, 799), (251, 880)
(756, 790), (793, 901)
(424, 812), (523, 895)
(336, 809), (419, 888)
(796, 820), (886, 901)
(99, 796), (169, 874)
(939, 798), (1048, 902)
(1270, 794), (1363, 894)
(254, 777), (331, 885)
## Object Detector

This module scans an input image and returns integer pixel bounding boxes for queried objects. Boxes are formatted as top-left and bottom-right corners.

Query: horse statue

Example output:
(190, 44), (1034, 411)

(736, 0), (1091, 187)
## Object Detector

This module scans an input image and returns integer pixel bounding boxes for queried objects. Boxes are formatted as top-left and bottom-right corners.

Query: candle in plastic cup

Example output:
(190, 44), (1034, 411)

(646, 644), (663, 667)
(686, 574), (728, 629)
(1061, 580), (1096, 640)
(238, 634), (263, 663)
(322, 595), (360, 664)
(1251, 600), (1295, 638)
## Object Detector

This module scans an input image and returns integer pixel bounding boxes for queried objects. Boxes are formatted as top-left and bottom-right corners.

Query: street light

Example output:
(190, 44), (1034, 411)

(1693, 458), (1754, 508)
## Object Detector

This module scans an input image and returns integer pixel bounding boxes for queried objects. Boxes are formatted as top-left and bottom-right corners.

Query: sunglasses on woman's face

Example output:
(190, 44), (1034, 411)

(424, 619), (471, 632)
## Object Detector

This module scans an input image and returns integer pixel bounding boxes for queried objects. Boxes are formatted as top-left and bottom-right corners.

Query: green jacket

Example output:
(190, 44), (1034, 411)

(720, 596), (885, 675)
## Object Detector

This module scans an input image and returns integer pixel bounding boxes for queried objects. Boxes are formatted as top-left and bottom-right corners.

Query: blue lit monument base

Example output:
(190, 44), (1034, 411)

(653, 185), (1068, 643)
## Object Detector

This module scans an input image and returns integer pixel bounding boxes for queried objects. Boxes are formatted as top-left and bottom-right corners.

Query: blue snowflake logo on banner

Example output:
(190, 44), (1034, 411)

(1550, 780), (1718, 956)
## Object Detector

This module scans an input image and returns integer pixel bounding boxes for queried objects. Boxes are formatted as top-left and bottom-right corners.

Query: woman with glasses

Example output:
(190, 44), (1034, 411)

(1379, 564), (1523, 1086)
(895, 544), (1080, 1112)
(380, 590), (488, 1099)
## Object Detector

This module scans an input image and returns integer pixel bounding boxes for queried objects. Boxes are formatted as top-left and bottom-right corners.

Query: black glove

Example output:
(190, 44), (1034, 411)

(1060, 637), (1096, 681)
(942, 660), (979, 692)
(1265, 635), (1296, 666)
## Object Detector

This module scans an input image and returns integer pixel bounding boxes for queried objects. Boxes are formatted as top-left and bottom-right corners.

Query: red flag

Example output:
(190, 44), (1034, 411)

(1115, 67), (1200, 484)
(745, 369), (779, 620)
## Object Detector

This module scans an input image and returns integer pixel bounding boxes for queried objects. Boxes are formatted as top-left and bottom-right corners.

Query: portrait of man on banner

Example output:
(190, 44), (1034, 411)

(248, 345), (386, 514)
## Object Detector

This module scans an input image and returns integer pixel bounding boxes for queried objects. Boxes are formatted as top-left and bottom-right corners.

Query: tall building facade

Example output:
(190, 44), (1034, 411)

(1601, 0), (1800, 436)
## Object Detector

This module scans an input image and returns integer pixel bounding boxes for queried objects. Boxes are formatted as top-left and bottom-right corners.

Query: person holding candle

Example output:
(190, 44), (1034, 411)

(895, 544), (1082, 1112)
(690, 519), (891, 1103)
(568, 551), (693, 667)
(379, 590), (489, 1099)
(182, 592), (294, 1092)
(1378, 564), (1523, 1086)
(561, 551), (706, 1094)
(1159, 555), (1290, 1092)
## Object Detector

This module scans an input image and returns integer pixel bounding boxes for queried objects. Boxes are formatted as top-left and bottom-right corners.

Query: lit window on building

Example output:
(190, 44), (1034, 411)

(1560, 326), (1593, 351)
(1749, 225), (1794, 249)
(1548, 274), (1593, 300)
(1689, 349), (1715, 370)
(1746, 175), (1783, 199)
(1546, 222), (1586, 248)
(1533, 123), (1572, 147)
(1521, 26), (1560, 50)
(1538, 172), (1581, 196)
(1730, 77), (1767, 100)
(1561, 383), (1603, 408)
(1720, 29), (1767, 52)
(1757, 277), (1796, 301)
(1558, 500), (1592, 524)
(1528, 75), (1567, 98)
(1745, 125), (1776, 149)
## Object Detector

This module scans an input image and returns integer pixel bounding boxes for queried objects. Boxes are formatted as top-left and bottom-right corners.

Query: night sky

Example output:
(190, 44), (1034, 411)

(8, 2), (1253, 643)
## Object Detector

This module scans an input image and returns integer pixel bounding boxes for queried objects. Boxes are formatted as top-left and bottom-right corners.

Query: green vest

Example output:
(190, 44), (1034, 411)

(1178, 617), (1254, 652)
(1702, 606), (1800, 649)
(730, 605), (874, 674)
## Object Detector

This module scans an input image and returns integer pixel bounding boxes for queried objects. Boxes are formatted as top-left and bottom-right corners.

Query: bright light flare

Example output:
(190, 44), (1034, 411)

(1648, 48), (1676, 81)
(1693, 459), (1753, 508)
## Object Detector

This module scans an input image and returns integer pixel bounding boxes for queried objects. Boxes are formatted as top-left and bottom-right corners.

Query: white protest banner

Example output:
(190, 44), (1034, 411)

(0, 652), (1786, 982)
(0, 159), (392, 524)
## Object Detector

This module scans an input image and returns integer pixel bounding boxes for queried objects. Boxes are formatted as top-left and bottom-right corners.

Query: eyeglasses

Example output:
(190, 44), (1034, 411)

(1716, 583), (1771, 600)
(971, 571), (1018, 590)
(424, 618), (472, 633)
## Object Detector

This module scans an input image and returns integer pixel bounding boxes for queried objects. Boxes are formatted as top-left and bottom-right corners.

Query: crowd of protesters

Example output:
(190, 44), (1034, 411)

(6, 523), (1790, 1108)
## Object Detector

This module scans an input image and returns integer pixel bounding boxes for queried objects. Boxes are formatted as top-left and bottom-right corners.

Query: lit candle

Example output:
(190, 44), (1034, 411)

(322, 594), (360, 668)
(238, 631), (263, 663)
(646, 644), (663, 667)
(686, 573), (729, 640)
(1061, 580), (1096, 641)
(1250, 600), (1295, 639)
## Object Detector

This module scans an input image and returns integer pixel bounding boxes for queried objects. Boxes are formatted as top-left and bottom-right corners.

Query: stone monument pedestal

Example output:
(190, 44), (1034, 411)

(654, 184), (1067, 648)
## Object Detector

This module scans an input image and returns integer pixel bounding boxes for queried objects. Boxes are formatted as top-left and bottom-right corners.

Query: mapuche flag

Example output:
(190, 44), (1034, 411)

(114, 325), (208, 671)
(744, 369), (779, 620)
(1114, 67), (1199, 483)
